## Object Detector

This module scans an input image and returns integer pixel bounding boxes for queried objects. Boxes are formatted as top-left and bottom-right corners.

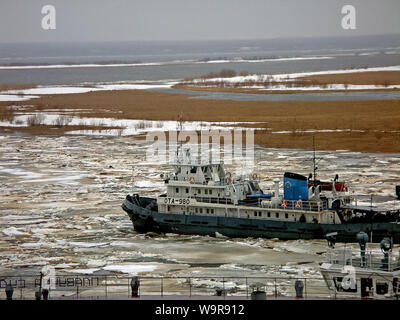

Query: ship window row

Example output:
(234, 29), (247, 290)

(252, 211), (294, 220)
(195, 207), (214, 214)
(173, 187), (216, 196)
(333, 277), (390, 295)
(164, 205), (301, 222)
(196, 189), (213, 195)
(252, 211), (283, 218)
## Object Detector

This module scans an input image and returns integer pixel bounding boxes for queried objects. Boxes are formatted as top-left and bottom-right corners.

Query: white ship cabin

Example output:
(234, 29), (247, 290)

(157, 163), (344, 225)
(160, 162), (260, 204)
(320, 237), (400, 299)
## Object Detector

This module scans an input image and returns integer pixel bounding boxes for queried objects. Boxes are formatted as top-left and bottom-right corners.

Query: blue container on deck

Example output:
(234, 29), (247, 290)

(283, 172), (309, 201)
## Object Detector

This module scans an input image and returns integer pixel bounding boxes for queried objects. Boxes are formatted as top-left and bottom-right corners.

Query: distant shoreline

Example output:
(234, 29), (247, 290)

(177, 67), (400, 93)
(1, 81), (399, 153)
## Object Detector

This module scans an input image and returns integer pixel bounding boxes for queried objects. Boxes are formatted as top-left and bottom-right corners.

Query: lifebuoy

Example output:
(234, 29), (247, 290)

(281, 200), (288, 208)
(189, 177), (195, 184)
(295, 200), (302, 208)
(252, 173), (258, 180)
(226, 172), (232, 178)
(226, 177), (231, 184)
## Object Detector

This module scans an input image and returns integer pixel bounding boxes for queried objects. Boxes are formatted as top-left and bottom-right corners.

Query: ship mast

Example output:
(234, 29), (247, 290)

(176, 111), (183, 163)
(313, 136), (317, 186)
(311, 136), (322, 187)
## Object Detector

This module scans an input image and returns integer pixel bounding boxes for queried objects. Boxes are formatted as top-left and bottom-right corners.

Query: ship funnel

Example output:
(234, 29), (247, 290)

(283, 172), (308, 201)
(356, 231), (369, 267)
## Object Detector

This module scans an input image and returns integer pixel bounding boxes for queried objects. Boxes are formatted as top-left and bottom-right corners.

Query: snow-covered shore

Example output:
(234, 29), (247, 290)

(184, 65), (400, 91)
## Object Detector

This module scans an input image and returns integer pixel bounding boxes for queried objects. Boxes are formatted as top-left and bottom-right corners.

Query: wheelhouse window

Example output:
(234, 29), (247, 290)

(175, 188), (179, 193)
(267, 212), (271, 217)
(275, 212), (279, 218)
(186, 188), (189, 194)
(376, 282), (389, 295)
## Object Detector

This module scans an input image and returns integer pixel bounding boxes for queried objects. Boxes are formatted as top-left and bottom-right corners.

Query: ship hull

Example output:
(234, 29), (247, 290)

(122, 196), (400, 243)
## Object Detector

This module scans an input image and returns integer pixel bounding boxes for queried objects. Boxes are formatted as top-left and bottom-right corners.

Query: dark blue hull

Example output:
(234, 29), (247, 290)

(122, 195), (400, 243)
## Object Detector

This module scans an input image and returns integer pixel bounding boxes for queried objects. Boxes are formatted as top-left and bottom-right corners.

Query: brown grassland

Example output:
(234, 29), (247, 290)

(1, 87), (400, 153)
(299, 71), (400, 86)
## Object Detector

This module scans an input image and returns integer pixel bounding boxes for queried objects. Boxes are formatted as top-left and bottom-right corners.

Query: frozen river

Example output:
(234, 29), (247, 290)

(0, 133), (399, 297)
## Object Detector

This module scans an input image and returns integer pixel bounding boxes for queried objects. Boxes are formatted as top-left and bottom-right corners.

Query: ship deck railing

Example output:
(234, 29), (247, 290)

(170, 176), (228, 186)
(0, 274), (331, 300)
(262, 199), (328, 211)
(192, 196), (234, 205)
(327, 247), (400, 272)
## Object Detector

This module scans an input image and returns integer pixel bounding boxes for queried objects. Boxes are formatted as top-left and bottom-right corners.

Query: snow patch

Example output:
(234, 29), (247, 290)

(103, 264), (157, 275)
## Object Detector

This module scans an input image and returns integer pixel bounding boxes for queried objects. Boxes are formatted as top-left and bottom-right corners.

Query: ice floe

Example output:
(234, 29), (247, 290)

(69, 242), (110, 248)
(103, 264), (158, 274)
(65, 268), (101, 274)
(134, 180), (164, 188)
(2, 227), (29, 236)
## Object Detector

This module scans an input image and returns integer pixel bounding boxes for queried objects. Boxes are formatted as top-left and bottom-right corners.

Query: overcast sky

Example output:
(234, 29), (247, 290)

(1, 0), (399, 43)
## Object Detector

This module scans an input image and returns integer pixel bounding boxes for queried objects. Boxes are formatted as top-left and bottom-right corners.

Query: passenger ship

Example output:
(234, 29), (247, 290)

(122, 149), (400, 243)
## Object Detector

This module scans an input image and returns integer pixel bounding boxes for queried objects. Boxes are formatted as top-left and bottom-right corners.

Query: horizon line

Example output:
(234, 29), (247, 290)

(2, 33), (400, 45)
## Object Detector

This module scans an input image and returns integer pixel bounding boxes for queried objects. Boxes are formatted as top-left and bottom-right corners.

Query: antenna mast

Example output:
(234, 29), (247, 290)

(313, 136), (316, 185)
(176, 111), (183, 162)
(313, 136), (318, 187)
